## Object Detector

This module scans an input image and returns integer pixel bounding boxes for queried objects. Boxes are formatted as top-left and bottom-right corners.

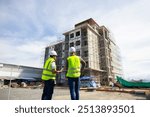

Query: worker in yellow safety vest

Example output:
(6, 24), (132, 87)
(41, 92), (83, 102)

(66, 47), (86, 100)
(41, 50), (62, 100)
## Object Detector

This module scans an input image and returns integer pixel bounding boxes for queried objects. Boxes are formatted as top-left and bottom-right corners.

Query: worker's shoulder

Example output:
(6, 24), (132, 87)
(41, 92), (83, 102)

(73, 55), (83, 60)
(47, 57), (55, 63)
(67, 55), (80, 59)
(75, 55), (82, 60)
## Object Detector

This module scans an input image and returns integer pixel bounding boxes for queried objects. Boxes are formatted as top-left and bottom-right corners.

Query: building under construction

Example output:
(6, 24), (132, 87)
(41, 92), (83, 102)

(44, 18), (123, 86)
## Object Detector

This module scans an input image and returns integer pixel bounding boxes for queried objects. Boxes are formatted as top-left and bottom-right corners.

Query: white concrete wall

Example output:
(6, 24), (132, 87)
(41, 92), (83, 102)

(87, 29), (100, 70)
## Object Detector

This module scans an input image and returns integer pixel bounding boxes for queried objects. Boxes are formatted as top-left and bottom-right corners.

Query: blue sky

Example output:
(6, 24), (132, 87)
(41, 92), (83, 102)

(0, 0), (150, 78)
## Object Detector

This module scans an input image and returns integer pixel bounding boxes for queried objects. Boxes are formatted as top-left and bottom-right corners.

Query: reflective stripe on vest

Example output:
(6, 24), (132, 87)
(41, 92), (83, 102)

(42, 57), (56, 80)
(66, 55), (81, 78)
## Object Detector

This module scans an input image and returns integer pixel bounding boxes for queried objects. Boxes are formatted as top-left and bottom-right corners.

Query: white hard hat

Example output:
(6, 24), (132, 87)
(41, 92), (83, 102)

(50, 50), (57, 56)
(69, 47), (76, 53)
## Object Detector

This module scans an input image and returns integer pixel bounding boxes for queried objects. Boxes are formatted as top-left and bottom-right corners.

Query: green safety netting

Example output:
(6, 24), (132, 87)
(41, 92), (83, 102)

(116, 76), (150, 88)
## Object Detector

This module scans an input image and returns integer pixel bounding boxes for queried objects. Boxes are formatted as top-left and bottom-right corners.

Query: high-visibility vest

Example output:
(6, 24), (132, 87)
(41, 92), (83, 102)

(66, 55), (81, 78)
(42, 57), (56, 80)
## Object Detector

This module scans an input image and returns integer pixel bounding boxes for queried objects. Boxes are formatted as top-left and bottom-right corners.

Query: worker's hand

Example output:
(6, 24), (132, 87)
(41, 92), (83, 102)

(56, 70), (61, 73)
(60, 68), (64, 72)
(57, 68), (63, 73)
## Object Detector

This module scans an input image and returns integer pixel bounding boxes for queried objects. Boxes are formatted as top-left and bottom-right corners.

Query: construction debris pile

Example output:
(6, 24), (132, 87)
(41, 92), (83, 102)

(0, 79), (42, 89)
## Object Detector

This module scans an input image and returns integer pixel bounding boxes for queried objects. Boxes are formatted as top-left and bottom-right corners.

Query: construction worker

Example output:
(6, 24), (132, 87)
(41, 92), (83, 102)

(66, 47), (86, 100)
(41, 50), (61, 100)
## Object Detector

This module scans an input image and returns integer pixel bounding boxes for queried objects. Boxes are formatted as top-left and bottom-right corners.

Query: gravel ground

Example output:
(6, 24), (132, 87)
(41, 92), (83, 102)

(0, 87), (146, 100)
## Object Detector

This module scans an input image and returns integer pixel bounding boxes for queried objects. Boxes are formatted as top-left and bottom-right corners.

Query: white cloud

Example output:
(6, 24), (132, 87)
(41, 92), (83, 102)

(0, 36), (57, 68)
(0, 0), (150, 77)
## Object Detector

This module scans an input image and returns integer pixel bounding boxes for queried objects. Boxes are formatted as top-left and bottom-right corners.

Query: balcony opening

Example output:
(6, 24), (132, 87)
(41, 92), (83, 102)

(84, 50), (88, 57)
(70, 33), (74, 38)
(70, 42), (74, 47)
(76, 40), (80, 46)
(76, 50), (80, 56)
(76, 31), (80, 37)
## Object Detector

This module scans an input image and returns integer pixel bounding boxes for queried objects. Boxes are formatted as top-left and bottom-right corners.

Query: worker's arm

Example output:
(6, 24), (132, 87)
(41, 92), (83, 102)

(51, 62), (62, 74)
(80, 57), (86, 72)
(52, 69), (61, 74)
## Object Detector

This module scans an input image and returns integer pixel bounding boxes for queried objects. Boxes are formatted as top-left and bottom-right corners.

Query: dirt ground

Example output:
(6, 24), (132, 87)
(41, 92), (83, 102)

(0, 87), (146, 100)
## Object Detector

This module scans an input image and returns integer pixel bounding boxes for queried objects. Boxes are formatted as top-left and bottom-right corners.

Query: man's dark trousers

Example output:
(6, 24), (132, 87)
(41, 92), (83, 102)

(41, 79), (55, 100)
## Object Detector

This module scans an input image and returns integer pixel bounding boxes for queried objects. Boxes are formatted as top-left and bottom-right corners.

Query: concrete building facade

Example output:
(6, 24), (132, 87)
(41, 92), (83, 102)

(44, 18), (123, 86)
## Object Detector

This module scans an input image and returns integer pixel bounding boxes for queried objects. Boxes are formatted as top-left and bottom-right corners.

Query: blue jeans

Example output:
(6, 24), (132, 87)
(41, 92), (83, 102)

(68, 77), (80, 100)
(41, 79), (55, 100)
